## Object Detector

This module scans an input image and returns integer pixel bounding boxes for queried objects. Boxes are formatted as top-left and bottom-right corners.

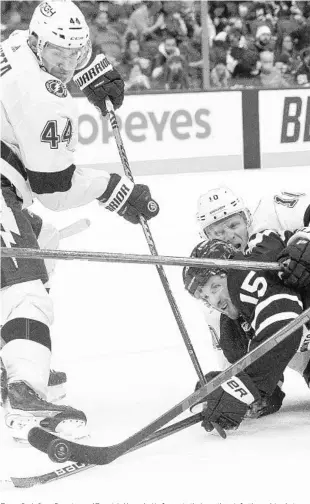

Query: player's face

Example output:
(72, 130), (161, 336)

(204, 214), (249, 252)
(42, 43), (82, 83)
(197, 274), (239, 320)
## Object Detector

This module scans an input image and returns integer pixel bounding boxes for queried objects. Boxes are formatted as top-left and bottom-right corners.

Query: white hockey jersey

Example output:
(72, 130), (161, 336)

(250, 190), (310, 233)
(0, 31), (110, 210)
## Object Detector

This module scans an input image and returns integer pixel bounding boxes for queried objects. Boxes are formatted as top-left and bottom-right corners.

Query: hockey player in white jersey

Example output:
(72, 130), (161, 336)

(194, 187), (310, 416)
(0, 1), (159, 441)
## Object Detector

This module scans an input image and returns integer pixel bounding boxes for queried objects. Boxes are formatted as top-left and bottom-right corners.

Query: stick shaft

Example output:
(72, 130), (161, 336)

(1, 247), (281, 271)
(107, 99), (205, 383)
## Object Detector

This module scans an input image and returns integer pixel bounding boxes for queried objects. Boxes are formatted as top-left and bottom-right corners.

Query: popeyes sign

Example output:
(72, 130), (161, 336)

(79, 107), (211, 144)
(75, 91), (243, 167)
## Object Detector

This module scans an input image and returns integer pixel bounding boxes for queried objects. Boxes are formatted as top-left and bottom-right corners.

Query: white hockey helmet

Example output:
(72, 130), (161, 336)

(29, 1), (91, 69)
(196, 187), (251, 239)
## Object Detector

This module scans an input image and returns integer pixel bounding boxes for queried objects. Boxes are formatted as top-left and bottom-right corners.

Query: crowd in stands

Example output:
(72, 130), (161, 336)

(1, 1), (310, 92)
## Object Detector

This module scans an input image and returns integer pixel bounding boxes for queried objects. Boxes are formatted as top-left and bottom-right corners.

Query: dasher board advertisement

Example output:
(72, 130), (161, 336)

(75, 91), (244, 175)
(259, 88), (310, 169)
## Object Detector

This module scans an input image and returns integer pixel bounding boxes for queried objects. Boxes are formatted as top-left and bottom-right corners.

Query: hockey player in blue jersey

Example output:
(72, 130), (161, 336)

(183, 238), (310, 433)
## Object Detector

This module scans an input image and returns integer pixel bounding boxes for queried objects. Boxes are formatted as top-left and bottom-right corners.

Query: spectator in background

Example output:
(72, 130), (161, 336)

(275, 33), (300, 73)
(255, 50), (289, 87)
(163, 54), (190, 90)
(247, 2), (275, 39)
(275, 1), (300, 41)
(210, 55), (231, 88)
(161, 1), (188, 44)
(3, 0), (310, 93)
(209, 1), (229, 35)
(124, 62), (151, 91)
(275, 53), (296, 86)
(226, 28), (257, 79)
(104, 1), (131, 38)
(121, 33), (151, 76)
(291, 13), (310, 51)
(78, 1), (99, 23)
(125, 1), (164, 48)
(90, 10), (123, 61)
(237, 2), (252, 36)
(181, 9), (203, 90)
(295, 47), (310, 86)
(252, 25), (276, 54)
(151, 35), (180, 80)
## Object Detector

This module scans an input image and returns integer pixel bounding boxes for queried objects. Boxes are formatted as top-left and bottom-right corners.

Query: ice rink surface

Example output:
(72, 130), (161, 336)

(1, 166), (309, 504)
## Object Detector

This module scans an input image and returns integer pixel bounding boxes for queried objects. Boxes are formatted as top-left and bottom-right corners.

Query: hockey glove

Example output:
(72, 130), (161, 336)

(277, 229), (310, 289)
(193, 371), (260, 432)
(98, 173), (159, 224)
(73, 54), (124, 116)
(246, 385), (285, 419)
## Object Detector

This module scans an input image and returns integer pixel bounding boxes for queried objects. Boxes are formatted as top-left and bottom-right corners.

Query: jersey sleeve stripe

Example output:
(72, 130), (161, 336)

(27, 164), (76, 194)
(252, 293), (303, 328)
(255, 312), (299, 336)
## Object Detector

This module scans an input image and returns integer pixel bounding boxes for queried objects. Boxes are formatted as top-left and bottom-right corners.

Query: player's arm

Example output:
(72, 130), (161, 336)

(218, 312), (285, 419)
(247, 227), (310, 290)
(244, 281), (303, 393)
(246, 229), (293, 260)
(15, 98), (158, 222)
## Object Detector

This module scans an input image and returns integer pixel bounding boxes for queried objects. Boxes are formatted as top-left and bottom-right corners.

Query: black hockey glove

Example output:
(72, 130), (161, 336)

(193, 371), (260, 432)
(98, 173), (159, 224)
(277, 230), (310, 289)
(246, 385), (285, 419)
(73, 54), (124, 116)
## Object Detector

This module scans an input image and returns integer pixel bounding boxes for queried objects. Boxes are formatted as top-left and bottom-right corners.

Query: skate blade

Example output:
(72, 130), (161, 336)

(5, 412), (88, 443)
(55, 419), (89, 441)
(5, 412), (40, 443)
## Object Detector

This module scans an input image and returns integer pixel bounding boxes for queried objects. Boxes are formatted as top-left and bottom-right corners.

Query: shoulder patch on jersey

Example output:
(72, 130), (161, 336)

(45, 80), (68, 98)
(274, 192), (306, 209)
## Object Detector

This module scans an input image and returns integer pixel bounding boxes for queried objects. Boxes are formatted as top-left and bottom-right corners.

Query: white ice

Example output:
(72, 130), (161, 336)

(1, 167), (309, 504)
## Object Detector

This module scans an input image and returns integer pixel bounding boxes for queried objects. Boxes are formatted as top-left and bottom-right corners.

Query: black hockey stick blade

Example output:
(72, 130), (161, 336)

(28, 306), (310, 465)
(11, 413), (203, 487)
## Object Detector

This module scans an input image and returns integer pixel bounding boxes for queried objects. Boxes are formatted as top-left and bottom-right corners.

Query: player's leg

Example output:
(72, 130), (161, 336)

(21, 209), (67, 400)
(1, 188), (87, 441)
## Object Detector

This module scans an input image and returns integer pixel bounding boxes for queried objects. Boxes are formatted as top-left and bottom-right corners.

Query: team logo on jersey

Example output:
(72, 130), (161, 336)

(45, 80), (68, 98)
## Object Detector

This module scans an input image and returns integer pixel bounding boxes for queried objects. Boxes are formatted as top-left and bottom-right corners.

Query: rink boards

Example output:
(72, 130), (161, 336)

(74, 87), (310, 175)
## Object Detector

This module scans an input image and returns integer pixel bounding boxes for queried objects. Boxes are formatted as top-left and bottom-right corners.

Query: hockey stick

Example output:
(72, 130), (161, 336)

(0, 247), (281, 271)
(59, 218), (91, 240)
(27, 301), (310, 464)
(105, 99), (224, 437)
(7, 413), (203, 488)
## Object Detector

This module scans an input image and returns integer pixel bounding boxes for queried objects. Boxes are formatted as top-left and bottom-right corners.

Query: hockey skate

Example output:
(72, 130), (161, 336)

(1, 363), (67, 405)
(4, 381), (87, 443)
